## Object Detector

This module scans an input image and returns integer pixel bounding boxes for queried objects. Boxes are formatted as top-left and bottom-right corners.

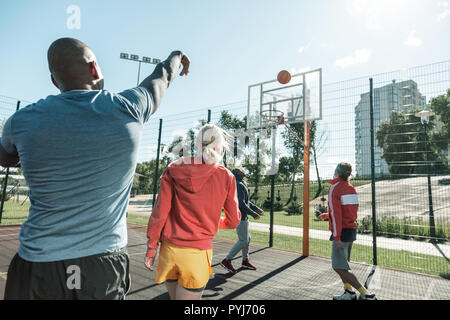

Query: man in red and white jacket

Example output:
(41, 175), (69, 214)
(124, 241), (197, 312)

(320, 162), (377, 301)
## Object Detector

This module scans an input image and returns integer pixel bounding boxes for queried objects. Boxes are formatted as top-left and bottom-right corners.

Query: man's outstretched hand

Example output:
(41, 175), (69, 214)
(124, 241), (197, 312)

(180, 54), (190, 76)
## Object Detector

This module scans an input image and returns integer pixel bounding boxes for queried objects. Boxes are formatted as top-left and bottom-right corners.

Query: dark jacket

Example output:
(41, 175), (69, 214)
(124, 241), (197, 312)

(232, 171), (260, 221)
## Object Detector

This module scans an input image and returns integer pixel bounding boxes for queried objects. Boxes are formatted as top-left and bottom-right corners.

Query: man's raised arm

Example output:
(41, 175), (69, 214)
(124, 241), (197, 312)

(139, 51), (190, 115)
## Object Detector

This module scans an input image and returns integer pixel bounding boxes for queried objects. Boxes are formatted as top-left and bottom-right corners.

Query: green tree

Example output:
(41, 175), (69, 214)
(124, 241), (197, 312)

(430, 89), (450, 154)
(216, 110), (272, 200)
(217, 110), (247, 168)
(376, 110), (447, 175)
(133, 156), (171, 195)
(281, 121), (318, 205)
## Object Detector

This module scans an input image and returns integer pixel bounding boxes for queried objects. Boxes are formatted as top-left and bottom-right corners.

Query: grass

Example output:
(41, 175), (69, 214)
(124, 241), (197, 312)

(0, 199), (30, 225)
(248, 179), (371, 206)
(253, 210), (330, 231)
(357, 215), (450, 243)
(126, 214), (450, 278)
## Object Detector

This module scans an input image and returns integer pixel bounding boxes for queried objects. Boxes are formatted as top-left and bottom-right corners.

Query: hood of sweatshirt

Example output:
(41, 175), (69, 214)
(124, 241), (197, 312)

(167, 157), (219, 193)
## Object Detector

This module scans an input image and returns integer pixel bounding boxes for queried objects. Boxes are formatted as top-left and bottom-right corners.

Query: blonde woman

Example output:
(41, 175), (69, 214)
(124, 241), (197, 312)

(144, 124), (241, 300)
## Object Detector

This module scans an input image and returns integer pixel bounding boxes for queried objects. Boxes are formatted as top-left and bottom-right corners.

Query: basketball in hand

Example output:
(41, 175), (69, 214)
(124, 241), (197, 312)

(277, 70), (291, 84)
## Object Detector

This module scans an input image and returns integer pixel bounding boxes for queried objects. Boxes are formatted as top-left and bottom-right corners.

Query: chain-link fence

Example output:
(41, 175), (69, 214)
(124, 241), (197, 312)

(1, 61), (449, 279)
(0, 95), (32, 225)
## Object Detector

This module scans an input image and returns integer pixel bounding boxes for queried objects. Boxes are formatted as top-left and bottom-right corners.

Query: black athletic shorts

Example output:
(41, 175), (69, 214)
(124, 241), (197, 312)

(4, 248), (130, 300)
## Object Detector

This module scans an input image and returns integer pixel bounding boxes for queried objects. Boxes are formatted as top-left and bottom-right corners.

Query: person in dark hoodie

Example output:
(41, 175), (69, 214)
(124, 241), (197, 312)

(145, 124), (241, 300)
(220, 167), (264, 273)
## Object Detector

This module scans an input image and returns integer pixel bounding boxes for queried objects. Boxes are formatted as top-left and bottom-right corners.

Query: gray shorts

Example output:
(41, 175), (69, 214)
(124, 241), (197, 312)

(331, 241), (353, 270)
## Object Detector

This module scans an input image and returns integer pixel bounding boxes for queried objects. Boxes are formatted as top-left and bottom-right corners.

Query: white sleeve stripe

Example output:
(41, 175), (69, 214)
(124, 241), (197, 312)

(341, 194), (359, 205)
(328, 182), (339, 237)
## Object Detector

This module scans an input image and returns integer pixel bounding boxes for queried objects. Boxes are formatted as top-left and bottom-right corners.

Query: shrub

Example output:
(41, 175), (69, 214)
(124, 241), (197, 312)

(273, 201), (284, 211)
(369, 216), (449, 243)
(314, 203), (328, 219)
(262, 199), (284, 211)
(286, 201), (302, 215)
(357, 216), (372, 234)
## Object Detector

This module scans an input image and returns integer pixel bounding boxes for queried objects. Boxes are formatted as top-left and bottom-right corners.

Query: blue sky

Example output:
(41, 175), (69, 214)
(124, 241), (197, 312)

(0, 0), (449, 177)
(1, 0), (449, 113)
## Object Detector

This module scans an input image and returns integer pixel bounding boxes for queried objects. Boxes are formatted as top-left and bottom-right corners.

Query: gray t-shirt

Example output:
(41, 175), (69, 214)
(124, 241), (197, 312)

(1, 87), (153, 262)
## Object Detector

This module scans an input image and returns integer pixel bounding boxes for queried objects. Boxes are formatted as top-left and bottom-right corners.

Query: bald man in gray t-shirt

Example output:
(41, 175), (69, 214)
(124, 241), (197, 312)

(0, 38), (190, 299)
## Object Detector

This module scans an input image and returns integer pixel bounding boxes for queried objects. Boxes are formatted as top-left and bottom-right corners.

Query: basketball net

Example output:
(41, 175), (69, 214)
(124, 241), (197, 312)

(260, 110), (306, 148)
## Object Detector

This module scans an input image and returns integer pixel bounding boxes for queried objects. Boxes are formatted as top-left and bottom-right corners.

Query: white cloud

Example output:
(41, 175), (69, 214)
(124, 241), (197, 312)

(437, 1), (450, 21)
(334, 49), (372, 69)
(290, 66), (312, 74)
(437, 9), (450, 21)
(404, 30), (423, 47)
(346, 0), (382, 29)
(297, 41), (312, 54)
(346, 0), (408, 30)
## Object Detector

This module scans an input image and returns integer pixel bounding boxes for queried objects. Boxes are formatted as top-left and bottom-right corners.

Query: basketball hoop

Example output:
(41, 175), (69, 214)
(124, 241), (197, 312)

(260, 109), (306, 147)
(260, 109), (285, 126)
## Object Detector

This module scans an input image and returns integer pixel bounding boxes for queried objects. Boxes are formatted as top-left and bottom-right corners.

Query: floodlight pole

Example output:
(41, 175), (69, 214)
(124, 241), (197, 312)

(120, 53), (161, 86)
(415, 109), (436, 241)
(137, 61), (142, 86)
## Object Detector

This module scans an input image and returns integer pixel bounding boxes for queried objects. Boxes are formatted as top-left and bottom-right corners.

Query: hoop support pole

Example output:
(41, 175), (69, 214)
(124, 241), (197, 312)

(302, 121), (310, 256)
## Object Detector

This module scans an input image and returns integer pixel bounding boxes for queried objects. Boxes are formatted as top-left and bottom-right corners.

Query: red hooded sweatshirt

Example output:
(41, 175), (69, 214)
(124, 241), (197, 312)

(146, 157), (241, 250)
(322, 178), (359, 241)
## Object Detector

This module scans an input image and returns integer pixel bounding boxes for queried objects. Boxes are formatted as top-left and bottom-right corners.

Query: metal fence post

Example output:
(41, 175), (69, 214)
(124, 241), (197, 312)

(423, 122), (436, 240)
(269, 174), (275, 247)
(369, 78), (378, 266)
(0, 100), (21, 224)
(152, 119), (163, 207)
(252, 136), (260, 200)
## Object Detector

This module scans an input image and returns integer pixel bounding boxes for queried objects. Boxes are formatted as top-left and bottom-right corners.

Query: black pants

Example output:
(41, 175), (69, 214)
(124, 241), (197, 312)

(4, 248), (130, 300)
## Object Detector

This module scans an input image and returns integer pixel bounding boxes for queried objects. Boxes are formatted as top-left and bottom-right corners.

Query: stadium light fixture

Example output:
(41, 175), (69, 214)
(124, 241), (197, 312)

(142, 56), (152, 63)
(120, 52), (162, 85)
(415, 110), (435, 124)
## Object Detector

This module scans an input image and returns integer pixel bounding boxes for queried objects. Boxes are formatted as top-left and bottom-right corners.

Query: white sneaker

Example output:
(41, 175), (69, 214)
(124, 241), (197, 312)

(333, 289), (357, 300)
(359, 293), (377, 300)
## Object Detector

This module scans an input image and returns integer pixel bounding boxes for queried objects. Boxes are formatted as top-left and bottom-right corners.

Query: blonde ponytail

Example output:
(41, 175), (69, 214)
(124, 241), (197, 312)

(195, 124), (231, 164)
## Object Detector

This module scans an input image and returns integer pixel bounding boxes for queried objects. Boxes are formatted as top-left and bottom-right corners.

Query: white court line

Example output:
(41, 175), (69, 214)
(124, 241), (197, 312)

(0, 233), (20, 238)
(128, 251), (149, 257)
(424, 279), (437, 300)
(139, 198), (153, 212)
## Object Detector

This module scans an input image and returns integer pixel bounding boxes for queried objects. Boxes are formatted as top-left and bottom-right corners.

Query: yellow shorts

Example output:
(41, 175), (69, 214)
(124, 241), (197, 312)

(155, 241), (213, 290)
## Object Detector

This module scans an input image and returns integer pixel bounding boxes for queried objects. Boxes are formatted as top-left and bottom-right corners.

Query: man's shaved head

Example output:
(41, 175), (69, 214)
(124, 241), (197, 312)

(48, 38), (103, 92)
